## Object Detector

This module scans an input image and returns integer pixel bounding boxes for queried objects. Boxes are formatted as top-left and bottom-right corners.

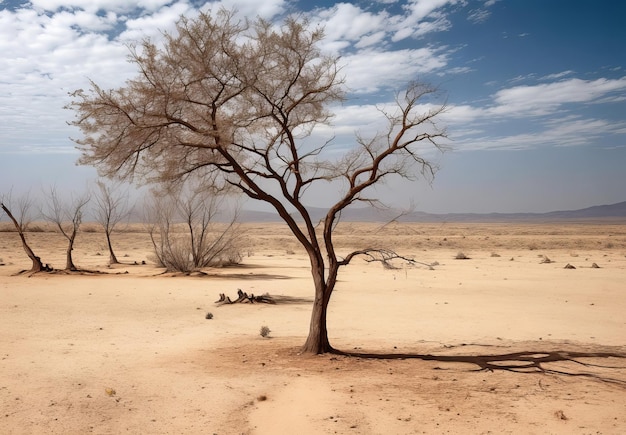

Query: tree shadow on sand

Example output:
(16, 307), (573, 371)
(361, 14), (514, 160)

(336, 344), (626, 386)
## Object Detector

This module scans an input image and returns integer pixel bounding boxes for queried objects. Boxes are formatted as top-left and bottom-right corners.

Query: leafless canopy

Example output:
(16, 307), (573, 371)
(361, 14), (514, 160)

(69, 9), (447, 353)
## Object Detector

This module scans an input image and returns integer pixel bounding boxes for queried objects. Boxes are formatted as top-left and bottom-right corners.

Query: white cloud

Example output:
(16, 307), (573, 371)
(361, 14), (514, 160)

(29, 0), (173, 13)
(119, 1), (194, 41)
(1, 0), (623, 164)
(202, 0), (287, 19)
(391, 0), (460, 41)
(309, 2), (392, 54)
(454, 116), (625, 151)
(467, 9), (490, 24)
(354, 31), (387, 49)
(0, 6), (136, 154)
(342, 48), (449, 93)
(442, 77), (626, 151)
(402, 0), (460, 22)
(540, 70), (575, 80)
(489, 77), (626, 117)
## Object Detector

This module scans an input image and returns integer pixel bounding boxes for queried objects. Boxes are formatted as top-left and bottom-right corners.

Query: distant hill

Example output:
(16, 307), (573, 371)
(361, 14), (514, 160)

(239, 201), (626, 223)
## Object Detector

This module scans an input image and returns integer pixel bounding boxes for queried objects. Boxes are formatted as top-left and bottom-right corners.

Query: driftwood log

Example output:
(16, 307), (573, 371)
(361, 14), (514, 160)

(215, 289), (276, 305)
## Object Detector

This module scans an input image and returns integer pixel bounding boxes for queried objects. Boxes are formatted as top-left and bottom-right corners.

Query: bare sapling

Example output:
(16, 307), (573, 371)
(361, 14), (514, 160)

(1, 190), (51, 273)
(93, 180), (132, 265)
(42, 188), (90, 271)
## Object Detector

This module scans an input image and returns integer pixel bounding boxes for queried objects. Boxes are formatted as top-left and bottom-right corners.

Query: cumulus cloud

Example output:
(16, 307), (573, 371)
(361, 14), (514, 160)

(341, 47), (449, 93)
(119, 1), (194, 41)
(1, 0), (623, 162)
(29, 0), (174, 13)
(202, 0), (287, 20)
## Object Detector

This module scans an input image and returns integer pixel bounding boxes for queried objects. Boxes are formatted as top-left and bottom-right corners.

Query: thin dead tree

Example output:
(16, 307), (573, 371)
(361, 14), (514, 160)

(1, 191), (50, 273)
(93, 180), (131, 264)
(42, 188), (90, 271)
(69, 9), (447, 354)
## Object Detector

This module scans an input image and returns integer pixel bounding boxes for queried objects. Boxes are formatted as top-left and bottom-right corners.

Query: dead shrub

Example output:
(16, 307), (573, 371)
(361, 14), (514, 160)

(145, 184), (246, 273)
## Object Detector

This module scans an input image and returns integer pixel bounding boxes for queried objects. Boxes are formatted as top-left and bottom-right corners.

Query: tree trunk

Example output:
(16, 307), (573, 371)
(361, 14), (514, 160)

(301, 258), (335, 354)
(20, 232), (45, 272)
(1, 203), (45, 273)
(105, 232), (119, 264)
(66, 237), (77, 271)
(301, 290), (333, 354)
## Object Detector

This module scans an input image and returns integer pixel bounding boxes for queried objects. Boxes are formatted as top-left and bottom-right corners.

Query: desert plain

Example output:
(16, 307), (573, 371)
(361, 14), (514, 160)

(1, 221), (625, 434)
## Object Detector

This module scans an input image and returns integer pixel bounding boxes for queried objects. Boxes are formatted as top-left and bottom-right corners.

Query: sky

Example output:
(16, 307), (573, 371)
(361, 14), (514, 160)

(1, 0), (625, 214)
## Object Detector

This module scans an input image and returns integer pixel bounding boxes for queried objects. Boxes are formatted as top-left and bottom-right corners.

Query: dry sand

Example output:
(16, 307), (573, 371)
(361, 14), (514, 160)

(1, 222), (625, 434)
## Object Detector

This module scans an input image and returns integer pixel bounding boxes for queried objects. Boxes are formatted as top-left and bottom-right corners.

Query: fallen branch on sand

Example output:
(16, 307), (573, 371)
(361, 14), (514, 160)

(215, 289), (276, 305)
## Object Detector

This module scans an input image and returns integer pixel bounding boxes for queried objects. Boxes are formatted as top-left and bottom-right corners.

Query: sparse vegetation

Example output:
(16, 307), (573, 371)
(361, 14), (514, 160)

(259, 326), (271, 338)
(455, 252), (470, 260)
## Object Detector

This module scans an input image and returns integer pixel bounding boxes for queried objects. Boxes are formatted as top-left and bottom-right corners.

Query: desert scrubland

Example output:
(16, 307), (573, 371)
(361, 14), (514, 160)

(1, 221), (625, 434)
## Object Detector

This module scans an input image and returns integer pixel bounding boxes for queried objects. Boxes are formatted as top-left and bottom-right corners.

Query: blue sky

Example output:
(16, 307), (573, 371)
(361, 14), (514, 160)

(1, 0), (625, 213)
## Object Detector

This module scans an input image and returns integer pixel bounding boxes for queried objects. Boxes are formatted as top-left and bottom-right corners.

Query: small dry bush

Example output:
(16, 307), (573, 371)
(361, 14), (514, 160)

(149, 234), (244, 272)
(0, 223), (16, 232)
(81, 223), (101, 233)
(259, 326), (271, 338)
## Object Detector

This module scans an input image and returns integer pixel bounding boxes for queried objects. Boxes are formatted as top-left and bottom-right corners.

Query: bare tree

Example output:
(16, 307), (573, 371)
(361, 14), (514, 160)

(1, 191), (50, 273)
(145, 183), (243, 273)
(69, 10), (446, 354)
(42, 188), (90, 271)
(93, 180), (131, 264)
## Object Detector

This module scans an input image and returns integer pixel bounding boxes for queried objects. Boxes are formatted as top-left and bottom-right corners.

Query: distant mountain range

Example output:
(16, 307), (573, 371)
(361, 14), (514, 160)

(240, 201), (626, 223)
